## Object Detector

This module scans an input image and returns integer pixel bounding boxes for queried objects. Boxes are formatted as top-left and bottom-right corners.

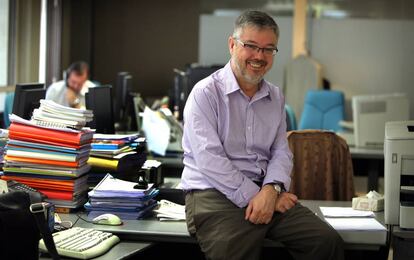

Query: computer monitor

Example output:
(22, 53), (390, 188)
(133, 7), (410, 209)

(114, 73), (137, 131)
(86, 85), (115, 134)
(12, 83), (46, 120)
(171, 65), (222, 121)
(114, 72), (130, 122)
(352, 93), (410, 148)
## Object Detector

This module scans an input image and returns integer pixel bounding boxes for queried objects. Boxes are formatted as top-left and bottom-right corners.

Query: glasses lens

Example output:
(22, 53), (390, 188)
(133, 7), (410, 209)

(245, 44), (258, 52)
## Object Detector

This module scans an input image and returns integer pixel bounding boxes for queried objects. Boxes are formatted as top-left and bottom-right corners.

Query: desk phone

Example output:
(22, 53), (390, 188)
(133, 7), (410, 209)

(7, 180), (40, 193)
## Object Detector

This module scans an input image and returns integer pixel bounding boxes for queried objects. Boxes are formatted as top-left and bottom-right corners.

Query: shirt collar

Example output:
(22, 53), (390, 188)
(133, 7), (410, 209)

(80, 81), (90, 96)
(253, 82), (272, 102)
(221, 62), (240, 95)
(220, 61), (272, 101)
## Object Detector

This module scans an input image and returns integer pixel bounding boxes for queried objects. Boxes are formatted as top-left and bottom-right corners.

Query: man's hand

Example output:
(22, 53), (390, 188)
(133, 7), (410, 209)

(274, 192), (298, 213)
(245, 185), (277, 225)
(66, 88), (80, 108)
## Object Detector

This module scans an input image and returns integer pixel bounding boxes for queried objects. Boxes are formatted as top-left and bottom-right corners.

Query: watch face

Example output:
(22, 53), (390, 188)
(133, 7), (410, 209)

(273, 184), (282, 193)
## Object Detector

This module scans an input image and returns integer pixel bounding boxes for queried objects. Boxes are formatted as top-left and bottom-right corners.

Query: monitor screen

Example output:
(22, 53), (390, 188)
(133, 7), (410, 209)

(172, 65), (222, 121)
(12, 83), (45, 120)
(86, 85), (115, 134)
(114, 72), (131, 122)
(113, 73), (136, 131)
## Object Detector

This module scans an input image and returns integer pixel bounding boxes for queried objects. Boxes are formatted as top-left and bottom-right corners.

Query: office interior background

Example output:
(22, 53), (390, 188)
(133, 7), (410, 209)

(0, 1), (412, 259)
(0, 0), (413, 121)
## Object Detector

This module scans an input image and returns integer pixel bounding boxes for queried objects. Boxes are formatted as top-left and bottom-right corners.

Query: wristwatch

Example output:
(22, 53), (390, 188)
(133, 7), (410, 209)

(272, 183), (282, 195)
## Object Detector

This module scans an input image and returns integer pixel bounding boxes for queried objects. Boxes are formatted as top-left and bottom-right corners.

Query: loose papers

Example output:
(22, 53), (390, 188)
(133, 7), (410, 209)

(86, 174), (158, 220)
(320, 206), (386, 231)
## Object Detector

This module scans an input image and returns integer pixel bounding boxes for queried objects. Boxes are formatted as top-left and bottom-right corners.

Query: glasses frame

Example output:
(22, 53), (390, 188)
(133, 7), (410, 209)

(234, 38), (278, 56)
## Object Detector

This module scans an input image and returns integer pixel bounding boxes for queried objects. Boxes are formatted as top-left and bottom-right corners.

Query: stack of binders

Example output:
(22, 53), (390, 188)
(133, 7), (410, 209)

(85, 174), (159, 220)
(1, 107), (94, 211)
(89, 133), (143, 159)
(87, 134), (147, 185)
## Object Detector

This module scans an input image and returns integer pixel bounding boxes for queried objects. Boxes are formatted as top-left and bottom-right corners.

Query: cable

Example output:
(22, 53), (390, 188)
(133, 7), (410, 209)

(74, 213), (95, 226)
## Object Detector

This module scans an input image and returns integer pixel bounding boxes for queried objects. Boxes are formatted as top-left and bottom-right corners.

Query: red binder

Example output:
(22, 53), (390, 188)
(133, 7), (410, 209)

(39, 189), (74, 200)
(9, 122), (93, 146)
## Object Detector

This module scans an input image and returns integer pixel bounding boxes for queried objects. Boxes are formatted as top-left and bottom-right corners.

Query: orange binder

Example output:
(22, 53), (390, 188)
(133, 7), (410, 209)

(0, 175), (75, 191)
(9, 122), (93, 146)
(5, 155), (82, 168)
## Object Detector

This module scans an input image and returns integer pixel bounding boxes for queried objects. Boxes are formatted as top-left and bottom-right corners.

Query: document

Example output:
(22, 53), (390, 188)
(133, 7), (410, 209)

(320, 206), (385, 231)
(93, 133), (140, 141)
(142, 107), (170, 156)
(153, 199), (186, 221)
(92, 173), (154, 197)
(320, 207), (375, 218)
(325, 218), (386, 231)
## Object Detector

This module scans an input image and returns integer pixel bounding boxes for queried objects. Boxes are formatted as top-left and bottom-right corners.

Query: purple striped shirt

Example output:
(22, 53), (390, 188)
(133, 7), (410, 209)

(180, 62), (293, 208)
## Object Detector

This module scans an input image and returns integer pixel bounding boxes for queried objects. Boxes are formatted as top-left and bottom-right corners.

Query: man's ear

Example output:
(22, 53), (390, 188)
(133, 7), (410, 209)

(228, 36), (235, 55)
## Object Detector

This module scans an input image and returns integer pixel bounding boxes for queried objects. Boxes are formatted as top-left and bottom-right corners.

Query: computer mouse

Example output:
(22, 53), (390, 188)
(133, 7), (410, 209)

(92, 213), (123, 226)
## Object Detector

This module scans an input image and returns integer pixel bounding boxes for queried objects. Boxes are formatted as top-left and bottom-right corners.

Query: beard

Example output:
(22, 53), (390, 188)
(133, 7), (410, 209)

(232, 55), (267, 85)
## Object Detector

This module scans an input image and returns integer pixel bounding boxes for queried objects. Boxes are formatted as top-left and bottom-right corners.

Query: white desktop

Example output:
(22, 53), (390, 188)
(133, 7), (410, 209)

(384, 121), (414, 229)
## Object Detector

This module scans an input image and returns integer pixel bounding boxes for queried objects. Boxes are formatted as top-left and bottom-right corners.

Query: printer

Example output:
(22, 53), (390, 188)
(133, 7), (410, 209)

(384, 121), (414, 229)
(353, 94), (409, 148)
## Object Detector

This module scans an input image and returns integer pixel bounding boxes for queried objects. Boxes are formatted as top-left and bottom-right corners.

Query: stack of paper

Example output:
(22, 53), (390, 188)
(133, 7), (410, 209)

(85, 174), (159, 220)
(319, 207), (386, 231)
(31, 99), (93, 130)
(87, 134), (147, 185)
(153, 200), (185, 221)
(89, 134), (142, 158)
(1, 114), (94, 210)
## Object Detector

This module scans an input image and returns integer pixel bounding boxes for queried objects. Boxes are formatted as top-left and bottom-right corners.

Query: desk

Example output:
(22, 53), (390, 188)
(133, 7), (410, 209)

(153, 154), (184, 178)
(156, 148), (386, 192)
(39, 242), (153, 260)
(60, 200), (387, 251)
(350, 147), (384, 192)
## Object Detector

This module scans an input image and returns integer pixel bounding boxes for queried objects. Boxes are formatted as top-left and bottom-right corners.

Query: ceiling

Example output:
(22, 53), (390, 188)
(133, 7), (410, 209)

(201, 0), (414, 20)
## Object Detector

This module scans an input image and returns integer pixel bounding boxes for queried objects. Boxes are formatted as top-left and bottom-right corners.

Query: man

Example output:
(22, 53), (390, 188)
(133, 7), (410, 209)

(46, 61), (96, 108)
(181, 10), (344, 260)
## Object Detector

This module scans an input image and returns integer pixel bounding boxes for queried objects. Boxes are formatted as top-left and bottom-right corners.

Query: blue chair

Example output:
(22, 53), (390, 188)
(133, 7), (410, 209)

(285, 104), (297, 131)
(298, 90), (344, 132)
(3, 92), (14, 128)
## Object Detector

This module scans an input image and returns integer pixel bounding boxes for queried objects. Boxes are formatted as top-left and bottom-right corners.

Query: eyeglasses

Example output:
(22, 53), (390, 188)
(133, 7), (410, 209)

(234, 38), (278, 56)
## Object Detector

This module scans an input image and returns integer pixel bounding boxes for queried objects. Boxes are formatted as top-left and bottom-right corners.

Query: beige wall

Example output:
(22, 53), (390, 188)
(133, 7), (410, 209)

(14, 0), (41, 84)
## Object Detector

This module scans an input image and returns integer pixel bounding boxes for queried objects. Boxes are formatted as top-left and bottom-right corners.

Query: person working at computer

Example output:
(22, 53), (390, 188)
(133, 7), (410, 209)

(46, 61), (96, 108)
(181, 10), (344, 260)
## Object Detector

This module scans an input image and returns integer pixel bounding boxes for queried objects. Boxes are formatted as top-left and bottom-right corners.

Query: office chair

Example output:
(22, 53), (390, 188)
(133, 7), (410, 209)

(287, 130), (355, 201)
(3, 92), (14, 128)
(298, 90), (344, 132)
(285, 104), (297, 131)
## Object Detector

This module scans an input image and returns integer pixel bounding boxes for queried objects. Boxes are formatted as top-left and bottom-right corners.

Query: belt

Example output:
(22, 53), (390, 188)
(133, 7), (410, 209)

(183, 189), (205, 195)
(184, 179), (263, 195)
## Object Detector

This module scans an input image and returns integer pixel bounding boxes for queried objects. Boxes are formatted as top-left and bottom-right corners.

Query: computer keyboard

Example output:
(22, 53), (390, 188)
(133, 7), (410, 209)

(39, 227), (120, 259)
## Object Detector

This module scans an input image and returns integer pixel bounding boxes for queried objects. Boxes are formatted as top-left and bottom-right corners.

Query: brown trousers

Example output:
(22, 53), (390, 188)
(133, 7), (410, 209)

(185, 189), (344, 260)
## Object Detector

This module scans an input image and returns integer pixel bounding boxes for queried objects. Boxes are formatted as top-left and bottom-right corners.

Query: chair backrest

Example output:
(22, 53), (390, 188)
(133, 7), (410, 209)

(285, 104), (297, 131)
(298, 90), (344, 132)
(3, 92), (14, 128)
(287, 130), (355, 201)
